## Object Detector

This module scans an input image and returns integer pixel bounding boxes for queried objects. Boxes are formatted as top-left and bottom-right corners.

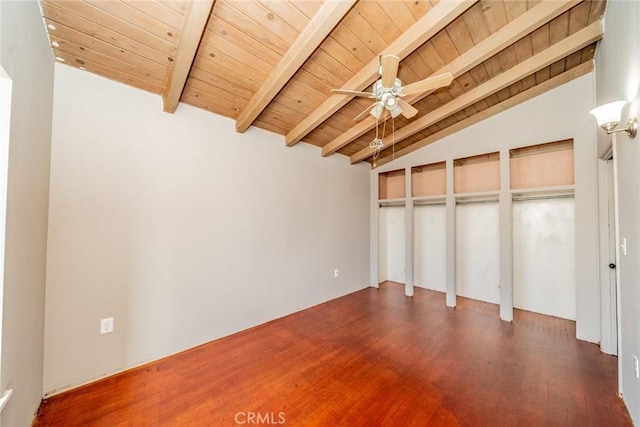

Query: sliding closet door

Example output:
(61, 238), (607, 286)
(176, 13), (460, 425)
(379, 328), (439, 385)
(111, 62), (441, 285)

(414, 204), (446, 292)
(455, 202), (500, 304)
(379, 205), (406, 284)
(512, 198), (576, 319)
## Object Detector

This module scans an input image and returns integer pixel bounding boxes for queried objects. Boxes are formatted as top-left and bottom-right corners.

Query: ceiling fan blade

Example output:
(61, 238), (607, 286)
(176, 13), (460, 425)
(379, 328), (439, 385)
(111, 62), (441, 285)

(390, 104), (403, 118)
(380, 54), (399, 88)
(402, 72), (454, 96)
(354, 102), (379, 122)
(370, 102), (385, 120)
(397, 98), (418, 119)
(331, 88), (374, 97)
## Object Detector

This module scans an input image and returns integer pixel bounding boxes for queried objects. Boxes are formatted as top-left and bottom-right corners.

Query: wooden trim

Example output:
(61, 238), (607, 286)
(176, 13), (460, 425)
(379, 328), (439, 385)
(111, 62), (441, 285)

(323, 0), (580, 157)
(284, 0), (476, 147)
(235, 0), (356, 133)
(454, 152), (500, 166)
(381, 168), (406, 178)
(353, 21), (602, 164)
(509, 139), (573, 158)
(163, 0), (215, 113)
(371, 61), (594, 168)
(412, 161), (446, 173)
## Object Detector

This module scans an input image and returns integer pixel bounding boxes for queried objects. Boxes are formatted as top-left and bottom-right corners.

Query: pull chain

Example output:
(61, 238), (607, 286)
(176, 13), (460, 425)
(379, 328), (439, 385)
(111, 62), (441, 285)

(392, 115), (395, 161)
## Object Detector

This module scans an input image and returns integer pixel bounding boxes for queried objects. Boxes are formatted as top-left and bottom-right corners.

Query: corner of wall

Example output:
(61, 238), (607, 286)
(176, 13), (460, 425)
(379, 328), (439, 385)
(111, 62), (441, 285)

(593, 0), (640, 423)
(0, 0), (54, 425)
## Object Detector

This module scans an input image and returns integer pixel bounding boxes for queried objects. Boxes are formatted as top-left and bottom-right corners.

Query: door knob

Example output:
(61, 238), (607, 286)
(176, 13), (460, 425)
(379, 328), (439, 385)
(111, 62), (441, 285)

(609, 263), (616, 269)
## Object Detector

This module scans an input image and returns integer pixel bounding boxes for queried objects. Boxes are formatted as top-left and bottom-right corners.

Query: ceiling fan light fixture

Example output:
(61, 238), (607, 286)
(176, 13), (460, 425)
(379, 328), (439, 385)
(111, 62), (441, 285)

(384, 94), (397, 109)
(392, 78), (402, 95)
(390, 105), (403, 118)
(372, 80), (383, 97)
(333, 53), (453, 123)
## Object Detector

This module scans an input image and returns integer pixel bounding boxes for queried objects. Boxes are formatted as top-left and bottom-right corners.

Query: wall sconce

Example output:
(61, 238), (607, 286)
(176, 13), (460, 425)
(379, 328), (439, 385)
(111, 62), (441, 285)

(590, 101), (637, 138)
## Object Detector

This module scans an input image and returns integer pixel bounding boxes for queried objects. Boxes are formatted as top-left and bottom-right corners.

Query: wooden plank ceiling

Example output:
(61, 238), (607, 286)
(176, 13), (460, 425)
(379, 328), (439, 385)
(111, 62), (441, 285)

(41, 0), (606, 168)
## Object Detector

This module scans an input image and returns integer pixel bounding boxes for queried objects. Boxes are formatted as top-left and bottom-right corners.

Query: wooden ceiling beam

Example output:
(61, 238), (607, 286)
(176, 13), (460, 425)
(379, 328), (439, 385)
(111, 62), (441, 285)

(372, 60), (594, 168)
(324, 0), (580, 157)
(163, 0), (215, 113)
(235, 0), (357, 134)
(350, 19), (603, 164)
(284, 0), (476, 147)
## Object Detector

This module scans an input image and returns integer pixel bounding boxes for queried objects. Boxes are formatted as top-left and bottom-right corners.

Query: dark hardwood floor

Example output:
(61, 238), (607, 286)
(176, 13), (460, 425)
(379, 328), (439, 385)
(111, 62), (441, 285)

(34, 282), (631, 426)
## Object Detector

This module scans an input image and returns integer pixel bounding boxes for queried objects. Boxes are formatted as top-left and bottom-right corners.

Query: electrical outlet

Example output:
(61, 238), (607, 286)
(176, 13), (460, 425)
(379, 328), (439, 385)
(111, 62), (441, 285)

(621, 238), (627, 256)
(334, 269), (339, 278)
(100, 317), (114, 334)
(634, 355), (639, 379)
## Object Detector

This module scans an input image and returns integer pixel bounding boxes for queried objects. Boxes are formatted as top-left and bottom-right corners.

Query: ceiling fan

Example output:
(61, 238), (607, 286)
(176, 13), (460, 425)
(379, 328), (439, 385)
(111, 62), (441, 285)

(331, 54), (454, 121)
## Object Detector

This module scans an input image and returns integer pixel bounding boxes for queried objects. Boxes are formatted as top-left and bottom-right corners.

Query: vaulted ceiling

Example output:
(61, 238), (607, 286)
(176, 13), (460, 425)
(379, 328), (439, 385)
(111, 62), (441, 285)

(41, 0), (605, 168)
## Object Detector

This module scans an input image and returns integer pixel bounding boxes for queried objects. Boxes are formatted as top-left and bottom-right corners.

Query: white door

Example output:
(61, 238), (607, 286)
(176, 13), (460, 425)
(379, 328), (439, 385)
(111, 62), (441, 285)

(414, 204), (446, 292)
(455, 202), (500, 304)
(378, 206), (406, 284)
(512, 198), (576, 320)
(599, 159), (618, 355)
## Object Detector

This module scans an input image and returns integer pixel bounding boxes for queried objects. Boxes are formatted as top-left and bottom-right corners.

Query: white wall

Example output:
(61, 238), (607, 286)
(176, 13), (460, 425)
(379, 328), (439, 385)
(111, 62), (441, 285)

(0, 1), (54, 425)
(44, 65), (370, 394)
(594, 1), (640, 423)
(371, 73), (600, 342)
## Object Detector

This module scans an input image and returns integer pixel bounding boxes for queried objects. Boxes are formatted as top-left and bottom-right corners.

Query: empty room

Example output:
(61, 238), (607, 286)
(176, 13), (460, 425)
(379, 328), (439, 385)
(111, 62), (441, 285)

(1, 0), (639, 425)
